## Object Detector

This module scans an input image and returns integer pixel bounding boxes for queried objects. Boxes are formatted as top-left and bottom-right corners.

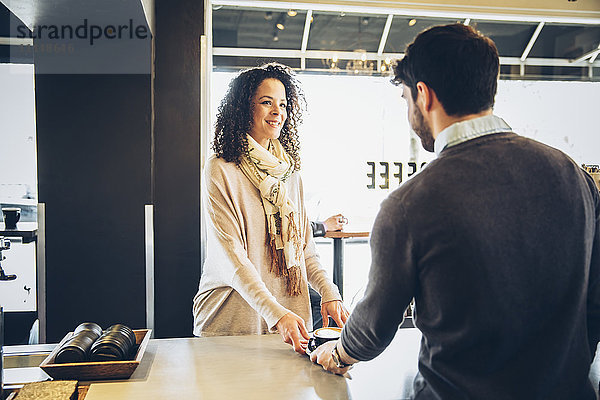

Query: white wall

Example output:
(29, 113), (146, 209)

(0, 64), (38, 313)
(495, 80), (600, 164)
(0, 64), (37, 202)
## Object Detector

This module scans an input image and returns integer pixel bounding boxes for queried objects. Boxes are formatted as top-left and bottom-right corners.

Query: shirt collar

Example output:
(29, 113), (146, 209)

(434, 114), (512, 156)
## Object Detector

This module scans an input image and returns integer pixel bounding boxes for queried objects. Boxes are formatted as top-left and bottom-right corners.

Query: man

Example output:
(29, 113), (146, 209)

(311, 23), (600, 399)
(311, 214), (348, 329)
(311, 214), (347, 238)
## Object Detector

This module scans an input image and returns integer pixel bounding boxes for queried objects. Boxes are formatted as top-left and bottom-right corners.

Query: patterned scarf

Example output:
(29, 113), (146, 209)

(238, 135), (303, 296)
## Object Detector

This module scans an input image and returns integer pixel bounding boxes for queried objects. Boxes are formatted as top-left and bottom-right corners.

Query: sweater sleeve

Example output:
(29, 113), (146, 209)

(340, 195), (415, 361)
(586, 179), (600, 357)
(311, 221), (326, 238)
(203, 160), (289, 329)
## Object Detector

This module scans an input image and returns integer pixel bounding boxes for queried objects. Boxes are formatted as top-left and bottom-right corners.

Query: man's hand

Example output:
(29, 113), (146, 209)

(310, 340), (352, 375)
(275, 312), (310, 354)
(321, 300), (349, 328)
(322, 214), (347, 232)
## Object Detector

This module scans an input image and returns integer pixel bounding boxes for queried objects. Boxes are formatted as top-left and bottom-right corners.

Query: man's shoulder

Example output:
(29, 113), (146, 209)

(381, 171), (434, 217)
(387, 158), (444, 201)
(459, 131), (568, 160)
(499, 133), (583, 172)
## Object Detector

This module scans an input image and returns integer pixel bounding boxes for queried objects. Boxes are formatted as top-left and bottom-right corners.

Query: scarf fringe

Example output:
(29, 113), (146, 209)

(269, 236), (302, 296)
(286, 266), (302, 296)
(288, 212), (303, 262)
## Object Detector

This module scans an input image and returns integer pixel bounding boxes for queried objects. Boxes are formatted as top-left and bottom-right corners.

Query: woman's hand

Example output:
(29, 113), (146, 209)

(276, 312), (310, 354)
(321, 300), (349, 328)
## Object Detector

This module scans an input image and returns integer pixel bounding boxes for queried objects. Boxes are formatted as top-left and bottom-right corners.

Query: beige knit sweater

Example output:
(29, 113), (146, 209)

(193, 155), (342, 336)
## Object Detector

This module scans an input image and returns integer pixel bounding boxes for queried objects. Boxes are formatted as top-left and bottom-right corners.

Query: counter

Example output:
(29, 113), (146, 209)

(7, 327), (600, 399)
(84, 328), (421, 399)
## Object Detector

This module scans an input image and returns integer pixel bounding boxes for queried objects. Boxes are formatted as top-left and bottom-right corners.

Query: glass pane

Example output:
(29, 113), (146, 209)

(307, 11), (389, 52)
(213, 6), (307, 50)
(524, 65), (590, 80)
(384, 16), (462, 53)
(472, 20), (538, 57)
(213, 56), (301, 69)
(529, 23), (600, 59)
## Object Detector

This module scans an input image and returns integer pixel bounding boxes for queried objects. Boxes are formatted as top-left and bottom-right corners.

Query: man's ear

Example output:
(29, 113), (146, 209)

(415, 81), (435, 112)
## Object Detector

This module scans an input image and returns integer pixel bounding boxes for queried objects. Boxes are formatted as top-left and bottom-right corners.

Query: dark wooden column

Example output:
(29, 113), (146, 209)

(34, 3), (152, 342)
(153, 0), (203, 338)
(36, 74), (152, 342)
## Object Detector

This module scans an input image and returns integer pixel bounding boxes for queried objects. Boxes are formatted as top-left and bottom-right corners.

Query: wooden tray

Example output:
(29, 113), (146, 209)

(39, 329), (151, 381)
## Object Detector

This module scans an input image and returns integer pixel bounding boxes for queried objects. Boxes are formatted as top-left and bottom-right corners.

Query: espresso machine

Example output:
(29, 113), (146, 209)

(0, 237), (17, 281)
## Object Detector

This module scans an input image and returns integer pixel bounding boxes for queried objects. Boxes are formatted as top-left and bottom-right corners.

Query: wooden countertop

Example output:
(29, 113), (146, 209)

(324, 230), (369, 239)
(84, 329), (421, 400)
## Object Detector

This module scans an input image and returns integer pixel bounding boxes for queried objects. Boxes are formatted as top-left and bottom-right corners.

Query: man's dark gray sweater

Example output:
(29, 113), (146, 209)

(341, 132), (600, 399)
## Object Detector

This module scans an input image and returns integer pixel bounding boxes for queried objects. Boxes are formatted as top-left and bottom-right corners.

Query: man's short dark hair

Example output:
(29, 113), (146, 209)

(392, 23), (499, 117)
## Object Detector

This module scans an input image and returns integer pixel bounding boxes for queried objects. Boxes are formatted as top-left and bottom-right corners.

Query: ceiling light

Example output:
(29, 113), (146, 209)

(264, 12), (273, 21)
(287, 9), (297, 17)
(345, 50), (375, 75)
(275, 14), (286, 30)
(409, 19), (417, 26)
(362, 17), (370, 26)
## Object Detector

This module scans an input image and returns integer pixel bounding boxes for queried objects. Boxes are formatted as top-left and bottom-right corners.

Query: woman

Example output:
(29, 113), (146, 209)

(193, 63), (348, 354)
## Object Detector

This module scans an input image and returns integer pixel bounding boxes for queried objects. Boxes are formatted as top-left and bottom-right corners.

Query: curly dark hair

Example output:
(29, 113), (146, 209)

(212, 63), (306, 171)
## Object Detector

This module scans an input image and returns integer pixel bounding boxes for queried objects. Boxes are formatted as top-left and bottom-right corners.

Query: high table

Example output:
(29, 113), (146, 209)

(323, 230), (369, 298)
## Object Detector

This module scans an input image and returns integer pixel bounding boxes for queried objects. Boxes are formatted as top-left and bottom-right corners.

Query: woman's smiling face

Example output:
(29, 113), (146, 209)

(249, 78), (288, 148)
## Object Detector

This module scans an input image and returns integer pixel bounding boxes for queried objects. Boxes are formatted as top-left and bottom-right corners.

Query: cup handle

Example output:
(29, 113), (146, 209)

(307, 337), (317, 353)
